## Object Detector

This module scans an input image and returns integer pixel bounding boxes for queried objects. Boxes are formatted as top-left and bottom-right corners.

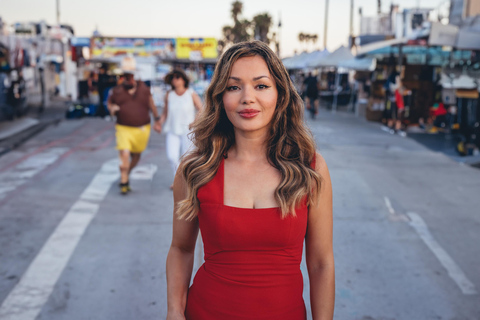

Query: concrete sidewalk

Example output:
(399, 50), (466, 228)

(0, 96), (68, 156)
(407, 131), (480, 167)
(324, 105), (480, 168)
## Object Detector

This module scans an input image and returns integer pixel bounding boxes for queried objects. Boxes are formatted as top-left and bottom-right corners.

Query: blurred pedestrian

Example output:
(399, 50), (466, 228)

(384, 74), (407, 136)
(166, 41), (334, 320)
(87, 71), (99, 104)
(161, 69), (203, 189)
(107, 56), (162, 195)
(381, 68), (399, 133)
(303, 71), (319, 119)
(7, 69), (26, 118)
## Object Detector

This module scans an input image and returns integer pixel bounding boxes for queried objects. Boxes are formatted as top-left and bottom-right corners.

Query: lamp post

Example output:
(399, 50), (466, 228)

(56, 0), (60, 24)
(350, 0), (354, 36)
(323, 0), (329, 50)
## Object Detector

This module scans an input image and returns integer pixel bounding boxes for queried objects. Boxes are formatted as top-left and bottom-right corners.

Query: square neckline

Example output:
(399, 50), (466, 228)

(221, 158), (280, 211)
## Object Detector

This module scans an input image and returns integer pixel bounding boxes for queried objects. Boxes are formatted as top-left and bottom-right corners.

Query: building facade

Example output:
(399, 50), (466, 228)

(450, 0), (480, 26)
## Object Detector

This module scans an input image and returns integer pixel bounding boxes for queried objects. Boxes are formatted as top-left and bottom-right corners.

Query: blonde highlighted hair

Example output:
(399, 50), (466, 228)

(177, 40), (321, 220)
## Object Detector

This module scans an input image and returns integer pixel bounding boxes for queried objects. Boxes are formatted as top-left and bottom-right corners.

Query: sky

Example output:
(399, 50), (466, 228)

(1, 0), (447, 58)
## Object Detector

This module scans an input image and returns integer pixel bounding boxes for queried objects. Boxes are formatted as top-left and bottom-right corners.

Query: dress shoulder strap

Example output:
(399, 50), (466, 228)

(197, 158), (224, 205)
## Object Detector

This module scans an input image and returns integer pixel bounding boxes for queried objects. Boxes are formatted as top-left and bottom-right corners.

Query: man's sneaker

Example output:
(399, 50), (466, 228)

(397, 130), (407, 137)
(120, 182), (131, 195)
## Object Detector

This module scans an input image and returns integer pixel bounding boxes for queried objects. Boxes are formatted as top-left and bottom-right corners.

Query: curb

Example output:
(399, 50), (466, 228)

(0, 117), (62, 157)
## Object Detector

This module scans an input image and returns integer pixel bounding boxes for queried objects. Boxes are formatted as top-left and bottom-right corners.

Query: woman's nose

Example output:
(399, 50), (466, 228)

(241, 86), (255, 105)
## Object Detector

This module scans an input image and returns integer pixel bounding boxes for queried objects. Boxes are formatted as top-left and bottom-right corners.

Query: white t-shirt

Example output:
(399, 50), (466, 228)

(164, 88), (196, 136)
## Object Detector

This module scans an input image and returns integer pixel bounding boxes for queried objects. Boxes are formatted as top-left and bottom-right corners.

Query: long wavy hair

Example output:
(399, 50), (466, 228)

(177, 40), (321, 220)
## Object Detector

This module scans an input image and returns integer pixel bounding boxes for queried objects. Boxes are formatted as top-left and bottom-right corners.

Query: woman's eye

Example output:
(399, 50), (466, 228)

(257, 84), (270, 89)
(226, 86), (239, 91)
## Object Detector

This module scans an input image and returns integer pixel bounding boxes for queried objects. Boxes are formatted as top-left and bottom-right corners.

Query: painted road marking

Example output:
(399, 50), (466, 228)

(384, 196), (395, 215)
(406, 212), (477, 295)
(130, 164), (158, 181)
(0, 158), (119, 320)
(0, 148), (68, 200)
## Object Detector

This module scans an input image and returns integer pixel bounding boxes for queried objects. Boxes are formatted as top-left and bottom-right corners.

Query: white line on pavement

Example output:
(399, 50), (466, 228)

(406, 212), (478, 295)
(0, 148), (68, 200)
(0, 158), (120, 320)
(130, 164), (158, 181)
(384, 196), (395, 215)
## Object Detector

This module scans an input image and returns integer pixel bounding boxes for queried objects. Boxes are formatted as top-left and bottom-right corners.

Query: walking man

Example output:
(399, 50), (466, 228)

(107, 57), (162, 194)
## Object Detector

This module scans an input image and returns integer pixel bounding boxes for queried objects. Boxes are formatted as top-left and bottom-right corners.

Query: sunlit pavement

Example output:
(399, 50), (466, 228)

(0, 110), (479, 320)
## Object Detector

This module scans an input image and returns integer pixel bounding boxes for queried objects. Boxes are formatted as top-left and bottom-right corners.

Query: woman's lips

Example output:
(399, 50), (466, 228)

(238, 109), (260, 118)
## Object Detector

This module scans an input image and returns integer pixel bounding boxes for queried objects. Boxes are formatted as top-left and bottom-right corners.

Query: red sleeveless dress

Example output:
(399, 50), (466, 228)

(185, 158), (308, 320)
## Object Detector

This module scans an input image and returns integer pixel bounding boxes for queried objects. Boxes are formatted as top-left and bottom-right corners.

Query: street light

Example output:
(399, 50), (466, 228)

(56, 0), (60, 24)
(323, 0), (329, 50)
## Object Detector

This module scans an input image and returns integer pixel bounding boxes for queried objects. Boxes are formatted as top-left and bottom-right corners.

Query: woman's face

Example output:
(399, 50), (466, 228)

(222, 55), (278, 136)
(172, 74), (185, 89)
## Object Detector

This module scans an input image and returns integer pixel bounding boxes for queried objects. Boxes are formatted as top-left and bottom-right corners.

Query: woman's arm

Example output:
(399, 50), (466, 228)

(192, 91), (203, 112)
(189, 91), (203, 130)
(166, 169), (199, 319)
(106, 91), (119, 117)
(306, 153), (335, 320)
(149, 96), (162, 133)
(160, 91), (169, 125)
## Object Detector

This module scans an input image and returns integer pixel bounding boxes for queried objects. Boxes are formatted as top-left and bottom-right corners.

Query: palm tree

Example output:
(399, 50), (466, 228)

(305, 34), (313, 50)
(232, 1), (243, 22)
(312, 34), (319, 50)
(298, 32), (305, 48)
(223, 1), (252, 45)
(298, 32), (305, 43)
(253, 13), (272, 44)
(223, 26), (235, 44)
(233, 19), (252, 43)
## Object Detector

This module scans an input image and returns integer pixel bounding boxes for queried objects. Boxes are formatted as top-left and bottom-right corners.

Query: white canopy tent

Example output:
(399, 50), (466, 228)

(282, 50), (329, 70)
(282, 52), (309, 70)
(310, 45), (354, 68)
(308, 46), (356, 112)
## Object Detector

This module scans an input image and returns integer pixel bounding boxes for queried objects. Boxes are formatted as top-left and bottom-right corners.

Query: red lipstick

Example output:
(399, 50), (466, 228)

(238, 109), (260, 118)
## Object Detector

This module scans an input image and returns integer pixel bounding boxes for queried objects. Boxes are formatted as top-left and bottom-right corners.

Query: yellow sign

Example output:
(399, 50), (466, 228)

(176, 38), (218, 60)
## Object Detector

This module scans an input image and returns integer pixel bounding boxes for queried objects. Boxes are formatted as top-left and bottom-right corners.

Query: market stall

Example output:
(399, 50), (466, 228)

(308, 46), (355, 110)
(337, 57), (377, 116)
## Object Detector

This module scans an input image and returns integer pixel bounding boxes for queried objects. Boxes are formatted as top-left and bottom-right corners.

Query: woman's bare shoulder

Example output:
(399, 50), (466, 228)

(173, 161), (188, 201)
(313, 151), (330, 177)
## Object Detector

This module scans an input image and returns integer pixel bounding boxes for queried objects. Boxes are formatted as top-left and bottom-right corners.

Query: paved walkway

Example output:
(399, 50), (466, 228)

(0, 96), (68, 155)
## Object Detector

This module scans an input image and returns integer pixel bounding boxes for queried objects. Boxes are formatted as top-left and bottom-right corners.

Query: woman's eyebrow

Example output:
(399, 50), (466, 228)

(253, 75), (270, 81)
(228, 75), (270, 81)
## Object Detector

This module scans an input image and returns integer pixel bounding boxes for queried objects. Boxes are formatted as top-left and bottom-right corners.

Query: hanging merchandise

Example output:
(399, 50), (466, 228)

(442, 88), (456, 105)
(455, 90), (480, 156)
(0, 43), (10, 71)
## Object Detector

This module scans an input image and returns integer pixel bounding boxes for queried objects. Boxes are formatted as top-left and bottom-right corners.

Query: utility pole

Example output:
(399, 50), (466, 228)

(323, 0), (329, 50)
(349, 0), (354, 36)
(56, 0), (60, 24)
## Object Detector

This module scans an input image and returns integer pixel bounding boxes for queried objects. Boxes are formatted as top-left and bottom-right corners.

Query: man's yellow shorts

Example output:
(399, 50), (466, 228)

(115, 124), (151, 154)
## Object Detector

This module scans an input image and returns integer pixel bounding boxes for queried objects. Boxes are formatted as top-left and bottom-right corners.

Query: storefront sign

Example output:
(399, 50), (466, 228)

(91, 37), (176, 58)
(176, 38), (218, 60)
(71, 37), (91, 47)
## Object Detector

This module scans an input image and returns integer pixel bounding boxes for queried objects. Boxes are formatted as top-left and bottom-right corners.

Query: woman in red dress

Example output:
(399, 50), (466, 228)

(166, 41), (334, 320)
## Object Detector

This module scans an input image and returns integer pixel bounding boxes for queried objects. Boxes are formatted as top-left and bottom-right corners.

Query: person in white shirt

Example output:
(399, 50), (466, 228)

(161, 69), (203, 189)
